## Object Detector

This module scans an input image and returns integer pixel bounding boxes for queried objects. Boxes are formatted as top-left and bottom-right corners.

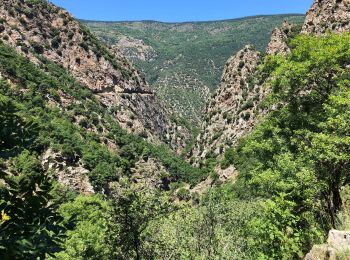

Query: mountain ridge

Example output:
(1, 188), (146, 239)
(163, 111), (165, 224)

(2, 0), (350, 258)
(85, 14), (305, 123)
(79, 13), (305, 24)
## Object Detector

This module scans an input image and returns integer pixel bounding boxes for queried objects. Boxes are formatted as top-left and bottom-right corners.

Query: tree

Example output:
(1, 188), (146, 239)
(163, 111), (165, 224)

(53, 195), (112, 260)
(303, 82), (350, 226)
(233, 33), (350, 258)
(0, 93), (36, 152)
(0, 151), (70, 259)
(108, 180), (171, 259)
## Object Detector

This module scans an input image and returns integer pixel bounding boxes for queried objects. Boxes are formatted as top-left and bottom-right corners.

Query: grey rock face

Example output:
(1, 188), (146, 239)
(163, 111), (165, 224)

(305, 229), (350, 260)
(190, 46), (264, 165)
(266, 21), (293, 55)
(302, 0), (350, 34)
(0, 0), (189, 152)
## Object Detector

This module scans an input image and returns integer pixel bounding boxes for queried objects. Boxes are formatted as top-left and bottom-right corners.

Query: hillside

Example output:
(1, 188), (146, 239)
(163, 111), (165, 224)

(0, 0), (191, 153)
(0, 1), (209, 257)
(2, 0), (350, 259)
(189, 21), (297, 170)
(84, 15), (305, 123)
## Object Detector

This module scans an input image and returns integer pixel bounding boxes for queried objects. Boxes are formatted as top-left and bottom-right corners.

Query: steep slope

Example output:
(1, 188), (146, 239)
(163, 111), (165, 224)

(189, 21), (298, 170)
(0, 0), (189, 152)
(84, 15), (305, 123)
(0, 0), (211, 195)
(190, 46), (263, 165)
(302, 0), (350, 34)
(266, 21), (294, 55)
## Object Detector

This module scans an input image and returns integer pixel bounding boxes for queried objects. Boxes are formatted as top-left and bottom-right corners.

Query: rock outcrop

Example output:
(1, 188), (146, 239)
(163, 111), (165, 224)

(266, 21), (293, 55)
(111, 36), (157, 62)
(302, 0), (350, 34)
(0, 0), (189, 151)
(41, 149), (94, 194)
(190, 46), (265, 166)
(130, 157), (171, 191)
(305, 229), (350, 259)
(189, 20), (298, 187)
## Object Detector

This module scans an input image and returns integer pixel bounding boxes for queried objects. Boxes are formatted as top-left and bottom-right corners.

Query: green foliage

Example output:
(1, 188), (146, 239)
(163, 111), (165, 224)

(53, 195), (112, 260)
(177, 187), (191, 201)
(145, 186), (261, 259)
(85, 15), (304, 123)
(26, 0), (49, 8)
(0, 151), (69, 259)
(51, 36), (61, 49)
(0, 92), (37, 152)
(220, 148), (235, 169)
(31, 41), (44, 54)
(108, 181), (172, 259)
(0, 40), (208, 190)
(233, 33), (350, 258)
(0, 37), (209, 257)
(4, 6), (350, 259)
(241, 98), (254, 110)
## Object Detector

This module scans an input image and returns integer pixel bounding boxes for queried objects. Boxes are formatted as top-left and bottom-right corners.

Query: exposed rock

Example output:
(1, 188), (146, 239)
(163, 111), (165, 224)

(41, 149), (94, 194)
(302, 0), (350, 34)
(190, 46), (266, 166)
(305, 229), (350, 260)
(0, 0), (189, 152)
(191, 165), (237, 195)
(266, 21), (293, 55)
(112, 36), (157, 62)
(131, 157), (171, 191)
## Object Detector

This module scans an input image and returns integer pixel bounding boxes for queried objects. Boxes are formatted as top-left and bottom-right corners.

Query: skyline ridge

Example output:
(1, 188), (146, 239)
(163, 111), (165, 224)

(80, 13), (305, 24)
(51, 0), (312, 23)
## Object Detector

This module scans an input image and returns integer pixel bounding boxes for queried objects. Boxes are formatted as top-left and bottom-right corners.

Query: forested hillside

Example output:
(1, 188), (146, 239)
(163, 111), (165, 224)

(1, 0), (350, 259)
(84, 15), (304, 123)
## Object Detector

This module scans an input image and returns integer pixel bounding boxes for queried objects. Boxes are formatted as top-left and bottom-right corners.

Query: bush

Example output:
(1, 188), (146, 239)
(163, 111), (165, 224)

(31, 41), (44, 54)
(220, 148), (235, 169)
(177, 188), (191, 201)
(51, 36), (61, 49)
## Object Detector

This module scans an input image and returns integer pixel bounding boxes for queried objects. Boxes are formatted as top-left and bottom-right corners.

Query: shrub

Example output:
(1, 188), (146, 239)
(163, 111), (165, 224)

(177, 188), (191, 201)
(51, 36), (61, 49)
(31, 41), (44, 54)
(238, 61), (245, 69)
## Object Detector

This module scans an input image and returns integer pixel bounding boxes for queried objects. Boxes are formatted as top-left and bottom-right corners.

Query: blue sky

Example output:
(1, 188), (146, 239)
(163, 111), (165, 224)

(50, 0), (313, 22)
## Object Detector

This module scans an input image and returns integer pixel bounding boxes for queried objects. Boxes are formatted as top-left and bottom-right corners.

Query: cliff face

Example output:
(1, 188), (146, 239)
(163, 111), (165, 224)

(302, 0), (350, 34)
(0, 0), (189, 151)
(266, 21), (293, 55)
(190, 46), (264, 165)
(189, 20), (299, 177)
(305, 230), (350, 260)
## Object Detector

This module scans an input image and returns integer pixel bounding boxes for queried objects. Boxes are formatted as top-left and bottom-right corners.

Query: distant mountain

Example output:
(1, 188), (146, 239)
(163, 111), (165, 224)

(83, 15), (305, 124)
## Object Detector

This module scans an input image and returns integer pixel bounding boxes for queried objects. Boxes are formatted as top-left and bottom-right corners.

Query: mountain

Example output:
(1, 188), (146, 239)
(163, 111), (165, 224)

(2, 0), (350, 259)
(189, 21), (298, 175)
(0, 0), (190, 152)
(302, 0), (350, 34)
(83, 15), (305, 123)
(0, 0), (207, 206)
(189, 0), (350, 175)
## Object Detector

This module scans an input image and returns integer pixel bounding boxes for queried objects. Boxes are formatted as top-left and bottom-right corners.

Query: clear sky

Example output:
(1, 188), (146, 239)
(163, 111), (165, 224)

(50, 0), (313, 23)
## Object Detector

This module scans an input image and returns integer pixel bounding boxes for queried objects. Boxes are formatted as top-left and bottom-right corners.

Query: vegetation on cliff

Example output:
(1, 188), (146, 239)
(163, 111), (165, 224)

(85, 15), (304, 123)
(1, 0), (350, 259)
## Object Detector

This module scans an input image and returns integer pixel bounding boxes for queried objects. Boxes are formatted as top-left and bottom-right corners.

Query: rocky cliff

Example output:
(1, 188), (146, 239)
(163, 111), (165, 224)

(0, 0), (189, 152)
(266, 21), (293, 55)
(190, 46), (264, 166)
(302, 0), (350, 34)
(188, 20), (299, 182)
(305, 230), (350, 259)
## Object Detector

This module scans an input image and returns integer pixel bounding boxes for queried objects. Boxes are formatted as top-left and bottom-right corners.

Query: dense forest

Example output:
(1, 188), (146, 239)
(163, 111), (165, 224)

(1, 0), (350, 259)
